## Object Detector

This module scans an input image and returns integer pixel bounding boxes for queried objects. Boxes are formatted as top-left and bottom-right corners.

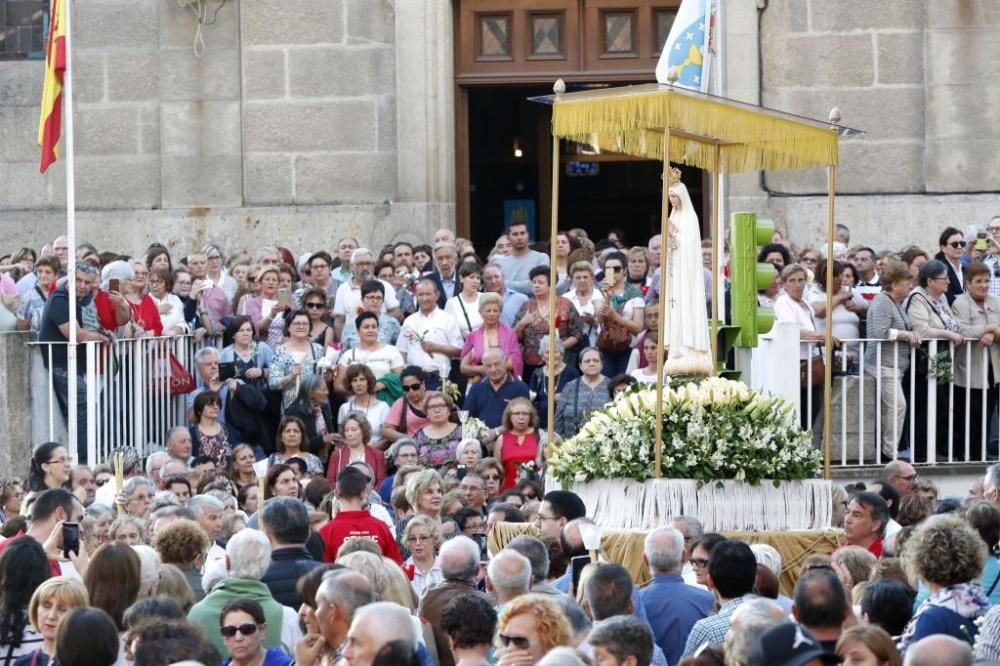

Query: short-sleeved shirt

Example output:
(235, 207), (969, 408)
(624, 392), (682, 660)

(37, 286), (79, 371)
(465, 376), (531, 428)
(385, 398), (429, 438)
(333, 279), (400, 319)
(338, 345), (405, 380)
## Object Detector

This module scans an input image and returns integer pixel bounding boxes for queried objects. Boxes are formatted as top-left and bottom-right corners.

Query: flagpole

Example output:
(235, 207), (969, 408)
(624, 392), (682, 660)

(64, 0), (79, 463)
(713, 0), (727, 325)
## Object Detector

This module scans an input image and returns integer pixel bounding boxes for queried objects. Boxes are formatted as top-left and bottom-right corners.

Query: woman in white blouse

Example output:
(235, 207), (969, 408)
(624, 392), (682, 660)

(444, 263), (484, 339)
(147, 268), (187, 336)
(774, 264), (840, 429)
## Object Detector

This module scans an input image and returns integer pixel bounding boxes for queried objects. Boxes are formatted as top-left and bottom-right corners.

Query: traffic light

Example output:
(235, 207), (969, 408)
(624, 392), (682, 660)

(730, 212), (777, 347)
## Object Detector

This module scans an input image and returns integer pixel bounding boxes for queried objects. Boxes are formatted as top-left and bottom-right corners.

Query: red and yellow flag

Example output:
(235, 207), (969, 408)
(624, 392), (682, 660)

(38, 0), (66, 173)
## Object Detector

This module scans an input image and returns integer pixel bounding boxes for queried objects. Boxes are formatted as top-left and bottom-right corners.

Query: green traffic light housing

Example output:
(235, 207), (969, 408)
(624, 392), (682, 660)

(730, 212), (777, 348)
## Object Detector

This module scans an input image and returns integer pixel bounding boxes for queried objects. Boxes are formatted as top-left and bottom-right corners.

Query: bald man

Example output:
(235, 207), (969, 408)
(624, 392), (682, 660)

(464, 346), (529, 430)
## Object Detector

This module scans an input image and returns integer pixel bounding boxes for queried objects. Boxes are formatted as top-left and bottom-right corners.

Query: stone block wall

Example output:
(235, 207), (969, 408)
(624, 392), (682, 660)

(730, 0), (1000, 251)
(0, 0), (450, 256)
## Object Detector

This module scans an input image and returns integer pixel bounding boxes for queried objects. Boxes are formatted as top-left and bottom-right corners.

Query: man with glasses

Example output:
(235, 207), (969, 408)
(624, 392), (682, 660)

(881, 460), (918, 497)
(332, 248), (402, 339)
(535, 490), (586, 541)
(465, 347), (530, 431)
(458, 473), (489, 516)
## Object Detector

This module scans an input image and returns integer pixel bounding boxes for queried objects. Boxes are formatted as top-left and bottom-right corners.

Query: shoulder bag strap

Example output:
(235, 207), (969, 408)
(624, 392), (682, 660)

(457, 295), (473, 332)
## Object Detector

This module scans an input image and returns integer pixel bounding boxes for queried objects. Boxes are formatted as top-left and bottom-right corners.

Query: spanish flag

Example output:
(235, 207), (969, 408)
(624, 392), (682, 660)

(38, 0), (66, 173)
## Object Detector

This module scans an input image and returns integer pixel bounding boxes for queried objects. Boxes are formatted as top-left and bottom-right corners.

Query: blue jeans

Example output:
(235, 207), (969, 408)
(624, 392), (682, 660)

(51, 367), (89, 464)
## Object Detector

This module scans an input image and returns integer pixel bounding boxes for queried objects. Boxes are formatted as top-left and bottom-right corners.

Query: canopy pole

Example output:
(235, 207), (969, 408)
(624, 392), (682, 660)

(546, 80), (565, 455)
(822, 108), (841, 481)
(65, 0), (79, 464)
(710, 145), (721, 375)
(653, 117), (672, 480)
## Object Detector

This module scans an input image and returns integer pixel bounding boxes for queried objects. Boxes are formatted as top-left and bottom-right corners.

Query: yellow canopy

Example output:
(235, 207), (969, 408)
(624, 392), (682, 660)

(537, 83), (860, 173)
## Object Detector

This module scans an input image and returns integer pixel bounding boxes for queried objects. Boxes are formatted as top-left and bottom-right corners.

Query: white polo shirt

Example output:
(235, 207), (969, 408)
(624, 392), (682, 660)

(397, 307), (463, 378)
(333, 279), (400, 319)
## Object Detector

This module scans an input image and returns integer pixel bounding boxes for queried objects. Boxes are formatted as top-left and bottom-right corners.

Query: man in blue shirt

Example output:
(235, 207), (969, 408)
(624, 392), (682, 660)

(578, 564), (668, 666)
(483, 263), (528, 328)
(465, 347), (529, 430)
(640, 526), (714, 666)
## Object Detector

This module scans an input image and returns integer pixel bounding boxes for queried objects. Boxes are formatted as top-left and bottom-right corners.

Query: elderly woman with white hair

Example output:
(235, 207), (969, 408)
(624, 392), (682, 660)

(121, 476), (154, 520)
(188, 527), (303, 657)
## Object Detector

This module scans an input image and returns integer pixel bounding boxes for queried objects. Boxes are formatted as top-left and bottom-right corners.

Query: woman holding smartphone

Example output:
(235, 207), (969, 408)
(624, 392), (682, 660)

(245, 266), (287, 345)
(596, 251), (645, 377)
(514, 265), (582, 381)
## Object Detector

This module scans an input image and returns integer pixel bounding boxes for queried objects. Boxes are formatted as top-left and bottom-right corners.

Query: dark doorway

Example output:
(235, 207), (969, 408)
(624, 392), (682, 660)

(466, 84), (705, 252)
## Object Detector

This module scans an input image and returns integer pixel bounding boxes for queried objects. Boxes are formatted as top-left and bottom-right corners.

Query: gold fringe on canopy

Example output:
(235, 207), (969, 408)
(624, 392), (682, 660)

(551, 84), (841, 173)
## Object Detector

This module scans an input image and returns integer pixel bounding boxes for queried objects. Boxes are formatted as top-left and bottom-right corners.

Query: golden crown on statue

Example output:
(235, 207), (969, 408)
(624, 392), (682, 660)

(667, 166), (682, 186)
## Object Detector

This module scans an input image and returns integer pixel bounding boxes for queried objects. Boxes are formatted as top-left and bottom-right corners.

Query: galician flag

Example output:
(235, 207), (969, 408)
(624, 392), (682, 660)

(655, 0), (718, 92)
(38, 0), (67, 173)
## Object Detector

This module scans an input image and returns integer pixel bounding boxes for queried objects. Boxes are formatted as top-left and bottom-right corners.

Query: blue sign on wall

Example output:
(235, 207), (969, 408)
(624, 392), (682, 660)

(504, 199), (536, 238)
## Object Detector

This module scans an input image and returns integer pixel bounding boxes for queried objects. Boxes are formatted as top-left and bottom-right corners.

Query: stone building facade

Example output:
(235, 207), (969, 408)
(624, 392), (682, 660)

(0, 0), (997, 256)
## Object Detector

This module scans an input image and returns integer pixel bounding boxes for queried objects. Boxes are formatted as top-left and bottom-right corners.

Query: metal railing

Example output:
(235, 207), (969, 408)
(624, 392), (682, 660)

(800, 337), (997, 467)
(26, 333), (221, 464)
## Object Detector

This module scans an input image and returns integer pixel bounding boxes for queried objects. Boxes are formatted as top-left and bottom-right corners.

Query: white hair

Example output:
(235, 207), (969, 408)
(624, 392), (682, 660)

(187, 494), (225, 518)
(122, 476), (153, 499)
(145, 450), (170, 475)
(100, 260), (134, 290)
(194, 346), (220, 366)
(226, 527), (272, 580)
(487, 549), (532, 596)
(539, 647), (591, 666)
(352, 602), (418, 648)
(750, 543), (783, 577)
(440, 536), (481, 582)
(131, 544), (162, 598)
(644, 526), (685, 574)
(454, 439), (481, 463)
(351, 247), (373, 263)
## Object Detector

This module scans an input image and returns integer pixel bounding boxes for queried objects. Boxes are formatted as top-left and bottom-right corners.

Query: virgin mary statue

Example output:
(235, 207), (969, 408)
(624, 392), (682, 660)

(664, 169), (713, 376)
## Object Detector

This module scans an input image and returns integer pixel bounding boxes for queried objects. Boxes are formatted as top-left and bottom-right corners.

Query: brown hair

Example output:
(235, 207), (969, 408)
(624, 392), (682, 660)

(84, 543), (141, 631)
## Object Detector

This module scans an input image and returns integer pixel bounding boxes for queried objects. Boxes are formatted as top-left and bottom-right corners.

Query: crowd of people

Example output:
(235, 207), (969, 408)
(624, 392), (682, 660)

(0, 216), (1000, 664)
(2, 445), (1000, 665)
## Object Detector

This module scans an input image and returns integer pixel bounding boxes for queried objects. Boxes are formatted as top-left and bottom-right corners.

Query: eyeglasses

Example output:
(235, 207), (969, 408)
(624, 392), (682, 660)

(406, 535), (433, 544)
(47, 457), (69, 465)
(947, 241), (967, 249)
(427, 403), (449, 411)
(534, 514), (558, 523)
(305, 303), (325, 309)
(510, 411), (532, 417)
(291, 321), (310, 326)
(311, 263), (329, 270)
(990, 227), (1000, 234)
(402, 384), (423, 392)
(95, 478), (109, 487)
(896, 473), (918, 482)
(221, 623), (260, 638)
(498, 634), (531, 651)
(690, 557), (709, 568)
(481, 474), (500, 482)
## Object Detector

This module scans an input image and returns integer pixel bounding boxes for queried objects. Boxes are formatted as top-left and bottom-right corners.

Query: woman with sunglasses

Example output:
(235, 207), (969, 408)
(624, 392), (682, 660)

(299, 287), (335, 348)
(219, 598), (290, 666)
(935, 226), (968, 305)
(382, 367), (430, 444)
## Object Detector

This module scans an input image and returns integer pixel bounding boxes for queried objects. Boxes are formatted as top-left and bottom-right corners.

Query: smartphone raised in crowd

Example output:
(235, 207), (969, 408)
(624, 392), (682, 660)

(570, 554), (592, 596)
(62, 522), (80, 558)
(472, 533), (489, 562)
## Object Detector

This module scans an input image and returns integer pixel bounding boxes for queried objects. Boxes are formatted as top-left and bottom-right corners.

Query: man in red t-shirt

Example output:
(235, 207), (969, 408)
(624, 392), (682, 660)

(0, 488), (85, 576)
(318, 467), (402, 564)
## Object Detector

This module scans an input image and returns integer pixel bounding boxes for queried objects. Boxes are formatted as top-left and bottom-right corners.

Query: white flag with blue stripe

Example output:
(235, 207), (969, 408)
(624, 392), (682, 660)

(655, 0), (718, 92)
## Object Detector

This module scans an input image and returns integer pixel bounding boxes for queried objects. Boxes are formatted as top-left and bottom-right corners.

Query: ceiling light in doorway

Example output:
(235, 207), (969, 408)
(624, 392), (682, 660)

(513, 139), (524, 159)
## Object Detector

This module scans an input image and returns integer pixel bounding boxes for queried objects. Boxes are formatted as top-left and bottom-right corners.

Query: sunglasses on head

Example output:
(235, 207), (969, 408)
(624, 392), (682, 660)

(498, 634), (531, 651)
(221, 623), (260, 638)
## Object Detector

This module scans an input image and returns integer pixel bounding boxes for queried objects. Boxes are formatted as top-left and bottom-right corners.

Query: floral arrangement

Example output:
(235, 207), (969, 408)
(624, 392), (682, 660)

(548, 377), (820, 486)
(441, 378), (462, 404)
(458, 413), (489, 441)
